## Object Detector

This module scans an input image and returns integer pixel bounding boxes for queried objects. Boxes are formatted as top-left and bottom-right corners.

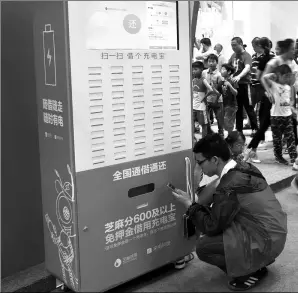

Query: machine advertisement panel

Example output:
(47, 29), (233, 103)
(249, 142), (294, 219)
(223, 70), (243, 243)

(33, 2), (80, 291)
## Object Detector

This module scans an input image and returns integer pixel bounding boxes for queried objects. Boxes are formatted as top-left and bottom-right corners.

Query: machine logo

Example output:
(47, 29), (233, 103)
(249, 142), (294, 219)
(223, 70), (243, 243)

(114, 258), (122, 268)
(43, 24), (57, 86)
(123, 14), (141, 34)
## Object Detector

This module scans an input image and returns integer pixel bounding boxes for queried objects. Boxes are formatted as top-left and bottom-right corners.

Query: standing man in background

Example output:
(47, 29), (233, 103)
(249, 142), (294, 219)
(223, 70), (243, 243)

(214, 43), (226, 71)
(228, 37), (259, 135)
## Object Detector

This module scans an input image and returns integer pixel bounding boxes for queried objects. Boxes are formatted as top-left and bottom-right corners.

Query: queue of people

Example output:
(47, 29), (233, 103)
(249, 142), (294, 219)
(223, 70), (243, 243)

(192, 36), (298, 170)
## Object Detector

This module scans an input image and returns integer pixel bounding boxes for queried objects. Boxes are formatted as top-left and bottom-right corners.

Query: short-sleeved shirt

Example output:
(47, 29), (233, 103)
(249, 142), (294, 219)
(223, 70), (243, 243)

(228, 51), (252, 84)
(202, 68), (223, 102)
(219, 77), (239, 107)
(257, 52), (275, 82)
(269, 81), (292, 117)
(192, 77), (207, 111)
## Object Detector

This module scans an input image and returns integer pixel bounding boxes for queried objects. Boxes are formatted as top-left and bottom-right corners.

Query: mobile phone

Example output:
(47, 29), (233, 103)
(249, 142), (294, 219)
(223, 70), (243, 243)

(167, 183), (176, 191)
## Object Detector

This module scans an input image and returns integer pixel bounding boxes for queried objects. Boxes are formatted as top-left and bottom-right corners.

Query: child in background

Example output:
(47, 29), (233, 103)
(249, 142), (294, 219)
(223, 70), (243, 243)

(192, 61), (213, 139)
(263, 64), (298, 169)
(202, 54), (224, 138)
(218, 63), (238, 134)
(225, 131), (246, 163)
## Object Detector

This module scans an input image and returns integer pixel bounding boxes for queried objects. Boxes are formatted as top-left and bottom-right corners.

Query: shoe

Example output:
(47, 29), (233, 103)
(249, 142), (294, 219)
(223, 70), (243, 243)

(228, 267), (268, 291)
(174, 258), (186, 269)
(275, 157), (289, 165)
(284, 149), (289, 154)
(243, 148), (252, 162)
(174, 253), (195, 269)
(185, 252), (195, 263)
(250, 150), (261, 163)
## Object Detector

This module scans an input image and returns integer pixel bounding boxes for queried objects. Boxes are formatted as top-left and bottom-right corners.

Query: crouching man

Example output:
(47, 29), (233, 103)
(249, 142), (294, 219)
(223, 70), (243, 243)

(172, 133), (287, 291)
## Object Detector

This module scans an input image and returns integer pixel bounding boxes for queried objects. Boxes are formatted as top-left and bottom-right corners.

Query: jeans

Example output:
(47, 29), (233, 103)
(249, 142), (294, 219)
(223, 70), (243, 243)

(224, 106), (237, 134)
(196, 234), (227, 273)
(248, 96), (271, 149)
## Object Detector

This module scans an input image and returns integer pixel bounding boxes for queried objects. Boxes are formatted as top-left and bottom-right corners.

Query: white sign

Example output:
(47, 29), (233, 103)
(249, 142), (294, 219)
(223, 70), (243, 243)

(113, 161), (166, 181)
(86, 1), (177, 50)
(104, 203), (176, 251)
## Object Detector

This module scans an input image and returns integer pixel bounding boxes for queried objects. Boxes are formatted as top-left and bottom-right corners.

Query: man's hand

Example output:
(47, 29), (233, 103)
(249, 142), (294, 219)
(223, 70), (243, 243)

(231, 75), (241, 83)
(172, 189), (192, 208)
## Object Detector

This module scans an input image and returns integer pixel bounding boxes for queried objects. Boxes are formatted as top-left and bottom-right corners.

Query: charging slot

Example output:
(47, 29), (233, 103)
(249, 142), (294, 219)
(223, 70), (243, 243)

(128, 183), (155, 198)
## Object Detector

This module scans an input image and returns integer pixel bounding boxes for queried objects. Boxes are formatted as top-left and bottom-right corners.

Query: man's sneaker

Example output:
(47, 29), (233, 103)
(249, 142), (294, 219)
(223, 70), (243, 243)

(250, 150), (261, 163)
(275, 157), (289, 165)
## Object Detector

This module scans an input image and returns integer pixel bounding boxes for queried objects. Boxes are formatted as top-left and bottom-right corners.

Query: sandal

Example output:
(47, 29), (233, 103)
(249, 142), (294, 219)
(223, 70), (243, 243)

(185, 252), (195, 263)
(228, 267), (268, 291)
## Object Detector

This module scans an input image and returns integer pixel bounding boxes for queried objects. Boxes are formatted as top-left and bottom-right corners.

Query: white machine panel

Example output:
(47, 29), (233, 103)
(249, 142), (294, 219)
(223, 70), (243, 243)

(68, 1), (192, 172)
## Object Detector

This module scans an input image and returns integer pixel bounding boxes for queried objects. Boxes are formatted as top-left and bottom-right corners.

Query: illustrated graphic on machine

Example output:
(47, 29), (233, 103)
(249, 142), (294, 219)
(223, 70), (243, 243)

(34, 1), (194, 292)
(43, 24), (57, 86)
(44, 165), (78, 291)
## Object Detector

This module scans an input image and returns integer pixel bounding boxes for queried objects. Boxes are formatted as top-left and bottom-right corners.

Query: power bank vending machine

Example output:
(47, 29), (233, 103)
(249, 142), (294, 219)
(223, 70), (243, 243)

(34, 1), (194, 291)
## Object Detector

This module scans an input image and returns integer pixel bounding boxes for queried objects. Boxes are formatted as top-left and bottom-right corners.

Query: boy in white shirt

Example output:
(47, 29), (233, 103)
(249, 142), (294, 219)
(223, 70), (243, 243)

(263, 64), (298, 167)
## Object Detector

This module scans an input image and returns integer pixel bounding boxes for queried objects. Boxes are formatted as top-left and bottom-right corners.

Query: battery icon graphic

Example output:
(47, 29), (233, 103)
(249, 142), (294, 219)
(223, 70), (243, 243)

(43, 24), (57, 86)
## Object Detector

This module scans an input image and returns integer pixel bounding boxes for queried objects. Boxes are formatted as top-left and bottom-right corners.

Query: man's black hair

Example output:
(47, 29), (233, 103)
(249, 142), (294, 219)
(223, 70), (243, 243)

(221, 63), (235, 75)
(192, 61), (204, 70)
(231, 37), (243, 45)
(193, 133), (231, 161)
(200, 38), (211, 47)
(207, 53), (218, 63)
